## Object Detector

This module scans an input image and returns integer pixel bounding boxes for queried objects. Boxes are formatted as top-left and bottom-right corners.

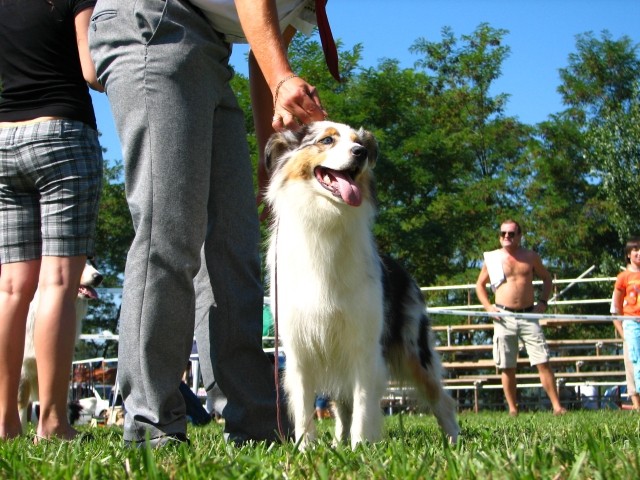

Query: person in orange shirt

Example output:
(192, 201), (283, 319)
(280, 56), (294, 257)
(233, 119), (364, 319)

(612, 237), (640, 402)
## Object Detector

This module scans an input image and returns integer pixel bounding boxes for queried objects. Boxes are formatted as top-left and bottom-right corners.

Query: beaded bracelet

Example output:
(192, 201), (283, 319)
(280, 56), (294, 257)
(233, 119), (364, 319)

(273, 74), (298, 108)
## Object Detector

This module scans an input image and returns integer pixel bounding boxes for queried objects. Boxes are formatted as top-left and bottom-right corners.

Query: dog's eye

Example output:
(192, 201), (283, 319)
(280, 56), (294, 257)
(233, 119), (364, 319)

(318, 136), (334, 145)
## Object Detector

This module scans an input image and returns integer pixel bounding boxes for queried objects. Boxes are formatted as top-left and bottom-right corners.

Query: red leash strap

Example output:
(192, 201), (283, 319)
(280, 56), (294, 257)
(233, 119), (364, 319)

(273, 222), (285, 440)
(315, 0), (341, 82)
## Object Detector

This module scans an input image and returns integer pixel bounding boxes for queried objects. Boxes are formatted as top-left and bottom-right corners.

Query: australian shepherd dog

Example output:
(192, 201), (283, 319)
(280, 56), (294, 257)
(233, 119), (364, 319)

(18, 262), (103, 427)
(265, 121), (459, 448)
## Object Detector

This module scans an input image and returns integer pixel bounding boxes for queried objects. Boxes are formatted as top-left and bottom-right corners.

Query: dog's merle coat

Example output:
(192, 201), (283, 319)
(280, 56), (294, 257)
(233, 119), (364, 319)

(380, 255), (433, 367)
(265, 121), (459, 448)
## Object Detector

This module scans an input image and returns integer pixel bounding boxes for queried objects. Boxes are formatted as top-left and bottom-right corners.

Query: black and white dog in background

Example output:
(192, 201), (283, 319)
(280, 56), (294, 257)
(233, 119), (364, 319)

(265, 121), (459, 448)
(18, 262), (102, 427)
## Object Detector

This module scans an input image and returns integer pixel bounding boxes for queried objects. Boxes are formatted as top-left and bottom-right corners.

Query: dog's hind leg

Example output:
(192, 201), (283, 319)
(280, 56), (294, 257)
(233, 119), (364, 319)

(405, 352), (460, 443)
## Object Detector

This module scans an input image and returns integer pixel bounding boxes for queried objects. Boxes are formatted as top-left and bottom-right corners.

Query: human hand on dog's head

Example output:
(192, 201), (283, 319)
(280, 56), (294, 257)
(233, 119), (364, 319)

(271, 75), (327, 132)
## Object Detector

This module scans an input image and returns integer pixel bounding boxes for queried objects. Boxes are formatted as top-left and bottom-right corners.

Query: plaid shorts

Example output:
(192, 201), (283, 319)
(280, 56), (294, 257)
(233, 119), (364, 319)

(0, 119), (103, 263)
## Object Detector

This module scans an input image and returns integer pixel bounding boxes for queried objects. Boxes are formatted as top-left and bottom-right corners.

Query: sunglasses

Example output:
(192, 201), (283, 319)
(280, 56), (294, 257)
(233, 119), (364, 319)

(500, 231), (517, 238)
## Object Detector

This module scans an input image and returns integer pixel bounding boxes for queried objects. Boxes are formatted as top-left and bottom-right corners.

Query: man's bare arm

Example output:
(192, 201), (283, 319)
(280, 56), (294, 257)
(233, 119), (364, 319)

(531, 252), (552, 313)
(235, 0), (325, 131)
(475, 265), (496, 311)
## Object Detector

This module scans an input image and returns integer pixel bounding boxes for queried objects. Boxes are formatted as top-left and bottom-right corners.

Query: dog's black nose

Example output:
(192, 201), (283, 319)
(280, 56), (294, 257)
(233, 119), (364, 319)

(94, 273), (104, 286)
(351, 145), (367, 160)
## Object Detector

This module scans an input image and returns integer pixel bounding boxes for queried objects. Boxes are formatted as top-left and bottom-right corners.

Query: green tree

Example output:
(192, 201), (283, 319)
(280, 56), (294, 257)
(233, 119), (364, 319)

(554, 31), (640, 265)
(519, 31), (640, 319)
(78, 159), (132, 359)
(525, 116), (616, 277)
(93, 160), (133, 285)
(559, 31), (640, 245)
(588, 91), (640, 242)
(370, 24), (530, 286)
(558, 31), (640, 125)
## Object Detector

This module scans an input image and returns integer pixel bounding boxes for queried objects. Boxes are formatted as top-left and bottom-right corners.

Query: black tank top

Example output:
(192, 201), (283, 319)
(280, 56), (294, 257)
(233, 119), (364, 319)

(0, 0), (97, 129)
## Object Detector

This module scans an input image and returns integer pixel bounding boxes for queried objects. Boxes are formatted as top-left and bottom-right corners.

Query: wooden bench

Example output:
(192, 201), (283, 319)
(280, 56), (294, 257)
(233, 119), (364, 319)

(266, 318), (628, 413)
(436, 344), (493, 353)
(399, 318), (627, 413)
(443, 355), (624, 371)
(456, 371), (627, 382)
(439, 370), (628, 412)
(437, 339), (622, 355)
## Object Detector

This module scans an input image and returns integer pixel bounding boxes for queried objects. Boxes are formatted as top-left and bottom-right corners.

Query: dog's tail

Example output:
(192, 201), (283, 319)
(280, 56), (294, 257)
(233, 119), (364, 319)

(381, 256), (459, 443)
(400, 314), (460, 443)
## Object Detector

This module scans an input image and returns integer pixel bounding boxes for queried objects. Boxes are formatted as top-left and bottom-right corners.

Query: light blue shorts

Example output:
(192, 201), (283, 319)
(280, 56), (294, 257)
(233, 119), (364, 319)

(623, 320), (640, 390)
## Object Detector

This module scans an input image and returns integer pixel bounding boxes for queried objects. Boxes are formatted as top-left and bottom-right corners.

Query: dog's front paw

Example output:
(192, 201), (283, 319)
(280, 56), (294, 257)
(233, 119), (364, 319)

(295, 433), (317, 451)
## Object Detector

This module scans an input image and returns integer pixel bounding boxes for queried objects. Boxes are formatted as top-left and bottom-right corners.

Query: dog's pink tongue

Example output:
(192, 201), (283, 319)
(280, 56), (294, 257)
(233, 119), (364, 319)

(78, 286), (99, 300)
(332, 171), (362, 207)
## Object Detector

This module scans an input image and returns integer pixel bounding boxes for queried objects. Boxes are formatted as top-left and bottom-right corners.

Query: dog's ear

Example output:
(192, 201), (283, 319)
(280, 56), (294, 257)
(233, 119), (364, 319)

(265, 130), (297, 173)
(358, 128), (379, 168)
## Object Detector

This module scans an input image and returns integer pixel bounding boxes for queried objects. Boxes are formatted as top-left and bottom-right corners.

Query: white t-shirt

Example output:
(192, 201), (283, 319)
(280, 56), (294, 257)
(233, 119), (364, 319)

(190, 0), (317, 44)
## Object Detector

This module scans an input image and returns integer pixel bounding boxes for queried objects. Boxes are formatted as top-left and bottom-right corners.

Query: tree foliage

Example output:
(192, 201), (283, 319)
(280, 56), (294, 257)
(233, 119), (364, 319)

(94, 160), (133, 285)
(587, 90), (640, 243)
(548, 31), (640, 272)
(558, 31), (640, 124)
(558, 31), (640, 245)
(78, 157), (131, 359)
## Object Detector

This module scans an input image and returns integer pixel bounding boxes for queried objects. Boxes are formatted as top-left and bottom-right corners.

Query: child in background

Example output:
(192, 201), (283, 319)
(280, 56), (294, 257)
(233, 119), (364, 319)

(611, 291), (640, 410)
(612, 237), (640, 407)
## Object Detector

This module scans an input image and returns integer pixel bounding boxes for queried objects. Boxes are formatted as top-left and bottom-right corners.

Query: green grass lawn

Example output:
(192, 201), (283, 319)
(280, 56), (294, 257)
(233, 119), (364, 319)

(2, 411), (639, 479)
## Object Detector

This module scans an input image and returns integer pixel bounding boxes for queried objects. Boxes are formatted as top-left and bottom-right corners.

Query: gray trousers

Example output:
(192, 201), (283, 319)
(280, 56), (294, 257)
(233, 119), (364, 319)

(89, 0), (287, 443)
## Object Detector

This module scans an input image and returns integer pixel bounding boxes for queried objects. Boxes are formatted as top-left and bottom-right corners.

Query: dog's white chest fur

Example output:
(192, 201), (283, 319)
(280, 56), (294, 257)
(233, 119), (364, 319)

(265, 121), (459, 448)
(270, 195), (384, 369)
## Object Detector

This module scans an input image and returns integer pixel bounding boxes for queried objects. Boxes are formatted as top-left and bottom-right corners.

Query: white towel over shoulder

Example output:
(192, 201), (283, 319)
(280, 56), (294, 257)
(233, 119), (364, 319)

(483, 250), (505, 292)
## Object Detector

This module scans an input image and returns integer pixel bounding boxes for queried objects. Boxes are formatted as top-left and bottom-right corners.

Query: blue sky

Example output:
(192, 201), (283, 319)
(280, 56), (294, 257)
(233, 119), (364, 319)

(91, 0), (639, 161)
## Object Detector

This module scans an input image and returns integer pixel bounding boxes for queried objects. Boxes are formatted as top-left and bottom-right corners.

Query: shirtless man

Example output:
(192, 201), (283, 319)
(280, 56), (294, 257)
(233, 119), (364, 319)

(475, 219), (567, 416)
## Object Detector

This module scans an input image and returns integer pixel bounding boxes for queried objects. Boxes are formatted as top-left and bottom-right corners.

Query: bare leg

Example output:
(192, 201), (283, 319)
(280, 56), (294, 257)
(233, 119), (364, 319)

(631, 393), (640, 410)
(501, 368), (519, 416)
(536, 362), (566, 415)
(0, 260), (40, 440)
(34, 256), (86, 441)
